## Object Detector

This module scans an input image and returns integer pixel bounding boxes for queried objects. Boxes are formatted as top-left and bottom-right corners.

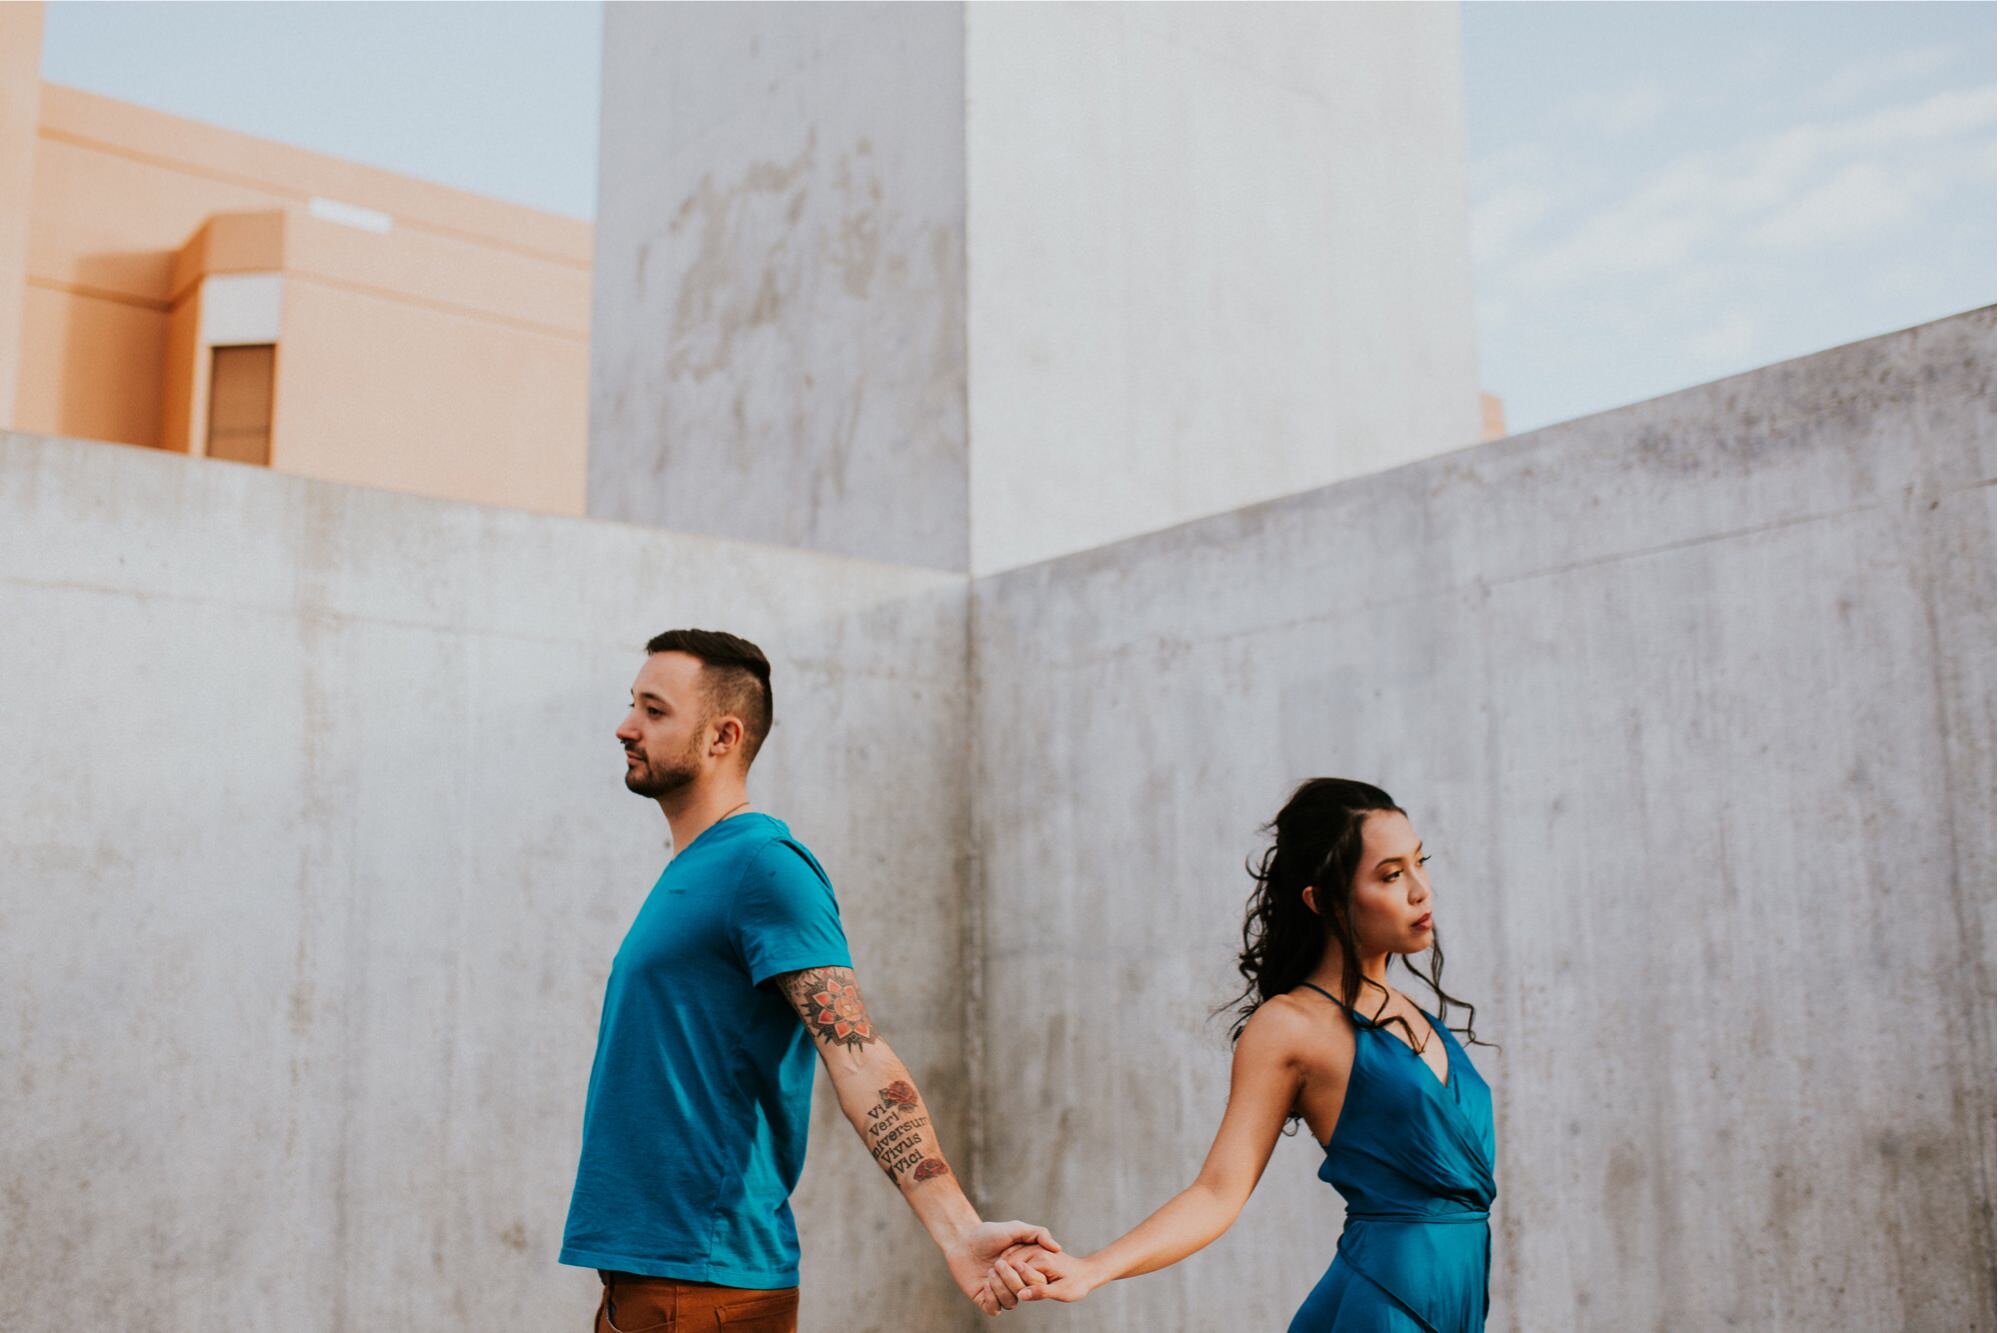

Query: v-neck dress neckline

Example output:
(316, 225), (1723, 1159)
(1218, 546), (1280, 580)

(1354, 1003), (1453, 1091)
(1299, 982), (1453, 1090)
(1287, 982), (1497, 1332)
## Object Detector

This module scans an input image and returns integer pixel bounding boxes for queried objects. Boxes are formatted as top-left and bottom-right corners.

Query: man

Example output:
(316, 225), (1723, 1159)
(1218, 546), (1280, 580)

(561, 629), (1057, 1330)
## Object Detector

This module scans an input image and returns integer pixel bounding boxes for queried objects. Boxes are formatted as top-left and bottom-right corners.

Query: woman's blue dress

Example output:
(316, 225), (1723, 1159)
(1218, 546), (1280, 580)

(1288, 989), (1496, 1332)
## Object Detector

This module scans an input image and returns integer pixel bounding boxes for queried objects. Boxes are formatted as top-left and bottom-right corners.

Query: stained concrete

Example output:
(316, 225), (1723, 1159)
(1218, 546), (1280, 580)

(969, 309), (1995, 1330)
(4, 309), (1993, 1331)
(589, 3), (1483, 575)
(0, 432), (972, 1331)
(588, 1), (970, 571)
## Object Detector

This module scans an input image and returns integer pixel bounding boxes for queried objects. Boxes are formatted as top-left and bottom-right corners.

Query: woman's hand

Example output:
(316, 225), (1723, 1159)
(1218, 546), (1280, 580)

(978, 1001), (1312, 1308)
(987, 1243), (1103, 1304)
(949, 1223), (1062, 1314)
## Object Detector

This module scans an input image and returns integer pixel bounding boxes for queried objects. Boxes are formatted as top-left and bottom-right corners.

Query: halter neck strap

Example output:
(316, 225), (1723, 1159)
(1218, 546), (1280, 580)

(1299, 981), (1363, 1019)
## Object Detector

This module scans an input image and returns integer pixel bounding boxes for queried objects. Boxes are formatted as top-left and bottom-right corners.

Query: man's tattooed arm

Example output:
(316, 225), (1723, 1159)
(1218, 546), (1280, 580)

(864, 1077), (953, 1185)
(778, 966), (880, 1052)
(773, 967), (952, 1187)
(770, 964), (1062, 1314)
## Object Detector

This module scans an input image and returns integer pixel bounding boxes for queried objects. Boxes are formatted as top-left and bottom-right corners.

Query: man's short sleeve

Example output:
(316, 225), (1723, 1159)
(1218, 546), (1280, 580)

(732, 838), (854, 985)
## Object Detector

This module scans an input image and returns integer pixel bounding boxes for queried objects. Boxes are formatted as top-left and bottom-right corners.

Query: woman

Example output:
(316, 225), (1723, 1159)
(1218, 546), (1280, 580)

(986, 778), (1497, 1330)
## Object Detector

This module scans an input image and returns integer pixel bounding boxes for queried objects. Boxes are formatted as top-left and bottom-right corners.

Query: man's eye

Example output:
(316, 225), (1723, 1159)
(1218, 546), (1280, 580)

(647, 709), (663, 718)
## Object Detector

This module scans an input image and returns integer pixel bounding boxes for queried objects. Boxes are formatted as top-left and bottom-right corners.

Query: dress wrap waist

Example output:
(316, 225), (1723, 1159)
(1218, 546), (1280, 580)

(1344, 1208), (1488, 1224)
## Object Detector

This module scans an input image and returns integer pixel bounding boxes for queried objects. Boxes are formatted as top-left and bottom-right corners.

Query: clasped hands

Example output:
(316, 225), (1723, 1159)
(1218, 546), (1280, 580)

(980, 1239), (1100, 1311)
(946, 1221), (1101, 1315)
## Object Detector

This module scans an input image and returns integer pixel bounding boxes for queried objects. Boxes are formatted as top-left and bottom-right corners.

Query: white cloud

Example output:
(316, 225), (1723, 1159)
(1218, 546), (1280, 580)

(1465, 10), (1994, 433)
(1819, 43), (1963, 107)
(1581, 79), (1670, 137)
(1471, 181), (1555, 267)
(1484, 84), (1996, 293)
(1811, 84), (1994, 155)
(1747, 158), (1915, 251)
(1687, 312), (1760, 364)
(1469, 139), (1559, 199)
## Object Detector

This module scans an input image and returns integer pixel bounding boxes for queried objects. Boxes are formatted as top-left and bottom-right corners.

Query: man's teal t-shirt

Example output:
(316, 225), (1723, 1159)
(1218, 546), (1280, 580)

(560, 813), (852, 1287)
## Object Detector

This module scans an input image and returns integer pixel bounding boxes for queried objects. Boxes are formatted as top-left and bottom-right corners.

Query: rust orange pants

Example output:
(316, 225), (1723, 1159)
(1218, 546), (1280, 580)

(594, 1270), (800, 1332)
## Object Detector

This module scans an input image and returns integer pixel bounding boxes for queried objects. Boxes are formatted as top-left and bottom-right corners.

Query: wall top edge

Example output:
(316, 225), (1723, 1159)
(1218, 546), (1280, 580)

(0, 432), (970, 593)
(972, 306), (1997, 590)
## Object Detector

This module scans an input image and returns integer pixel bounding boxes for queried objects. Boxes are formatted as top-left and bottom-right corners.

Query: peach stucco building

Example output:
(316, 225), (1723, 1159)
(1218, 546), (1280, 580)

(0, 3), (590, 516)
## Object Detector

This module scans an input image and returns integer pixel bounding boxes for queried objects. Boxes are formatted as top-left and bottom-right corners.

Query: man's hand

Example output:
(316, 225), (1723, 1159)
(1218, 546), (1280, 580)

(987, 1243), (1101, 1305)
(946, 1220), (1061, 1315)
(770, 968), (1060, 1315)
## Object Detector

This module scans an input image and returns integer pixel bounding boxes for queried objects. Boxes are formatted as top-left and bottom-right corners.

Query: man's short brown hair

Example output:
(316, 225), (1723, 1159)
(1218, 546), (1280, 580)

(644, 628), (774, 766)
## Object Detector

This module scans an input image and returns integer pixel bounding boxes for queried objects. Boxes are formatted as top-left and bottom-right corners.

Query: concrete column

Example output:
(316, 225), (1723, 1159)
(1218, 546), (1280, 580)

(964, 2), (1483, 572)
(591, 3), (1483, 573)
(0, 2), (43, 430)
(589, 2), (970, 570)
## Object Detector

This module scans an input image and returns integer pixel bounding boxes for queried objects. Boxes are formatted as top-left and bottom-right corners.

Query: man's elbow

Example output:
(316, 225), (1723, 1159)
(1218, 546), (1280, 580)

(824, 1042), (914, 1106)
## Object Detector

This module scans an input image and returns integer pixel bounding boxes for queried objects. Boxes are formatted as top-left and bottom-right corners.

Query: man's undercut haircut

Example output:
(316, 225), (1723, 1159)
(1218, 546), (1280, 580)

(645, 628), (774, 765)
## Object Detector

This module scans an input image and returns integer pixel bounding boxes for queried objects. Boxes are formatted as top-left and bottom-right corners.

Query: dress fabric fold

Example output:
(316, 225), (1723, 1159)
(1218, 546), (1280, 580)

(1287, 1004), (1496, 1333)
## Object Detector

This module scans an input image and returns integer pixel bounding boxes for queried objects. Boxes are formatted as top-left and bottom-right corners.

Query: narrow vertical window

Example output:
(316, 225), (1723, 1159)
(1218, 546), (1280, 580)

(206, 344), (275, 465)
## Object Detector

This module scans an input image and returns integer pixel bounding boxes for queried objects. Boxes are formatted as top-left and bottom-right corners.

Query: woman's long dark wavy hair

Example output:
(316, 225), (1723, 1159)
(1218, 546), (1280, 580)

(1222, 778), (1492, 1060)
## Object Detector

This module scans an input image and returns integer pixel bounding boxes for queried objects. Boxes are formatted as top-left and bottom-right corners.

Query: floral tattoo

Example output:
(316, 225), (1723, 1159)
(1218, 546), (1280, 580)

(773, 970), (952, 1185)
(778, 968), (879, 1049)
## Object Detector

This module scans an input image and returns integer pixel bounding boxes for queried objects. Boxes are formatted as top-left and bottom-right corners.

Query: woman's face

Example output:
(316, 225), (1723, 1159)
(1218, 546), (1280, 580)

(1341, 809), (1435, 956)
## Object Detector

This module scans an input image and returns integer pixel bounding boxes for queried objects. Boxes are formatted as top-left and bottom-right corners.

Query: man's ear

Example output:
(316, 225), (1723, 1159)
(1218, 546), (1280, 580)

(710, 715), (744, 757)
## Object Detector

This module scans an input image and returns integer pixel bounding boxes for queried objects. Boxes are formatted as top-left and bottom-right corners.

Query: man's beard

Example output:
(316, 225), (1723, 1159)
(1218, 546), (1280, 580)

(624, 741), (701, 797)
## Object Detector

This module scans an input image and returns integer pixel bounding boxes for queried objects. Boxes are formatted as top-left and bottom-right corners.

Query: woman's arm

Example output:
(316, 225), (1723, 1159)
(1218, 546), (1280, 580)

(994, 1003), (1321, 1304)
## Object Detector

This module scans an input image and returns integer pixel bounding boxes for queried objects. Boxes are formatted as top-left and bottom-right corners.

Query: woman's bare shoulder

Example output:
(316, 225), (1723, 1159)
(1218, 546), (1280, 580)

(1241, 989), (1353, 1057)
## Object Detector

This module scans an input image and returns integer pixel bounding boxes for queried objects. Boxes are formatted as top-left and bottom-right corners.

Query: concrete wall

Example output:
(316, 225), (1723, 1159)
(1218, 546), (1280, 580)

(8, 299), (1992, 1331)
(969, 310), (1995, 1330)
(590, 2), (1483, 576)
(0, 432), (972, 1332)
(589, 1), (970, 571)
(965, 1), (1482, 572)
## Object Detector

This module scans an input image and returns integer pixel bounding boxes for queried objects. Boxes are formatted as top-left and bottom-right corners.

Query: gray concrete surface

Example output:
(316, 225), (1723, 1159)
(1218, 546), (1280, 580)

(588, 1), (971, 571)
(0, 432), (973, 1331)
(965, 1), (1482, 572)
(969, 309), (1996, 1330)
(4, 307), (1992, 1331)
(590, 3), (1482, 575)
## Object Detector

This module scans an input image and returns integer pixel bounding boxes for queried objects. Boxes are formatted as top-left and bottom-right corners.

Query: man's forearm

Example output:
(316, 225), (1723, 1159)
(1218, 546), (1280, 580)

(829, 1043), (980, 1249)
(771, 964), (1009, 1280)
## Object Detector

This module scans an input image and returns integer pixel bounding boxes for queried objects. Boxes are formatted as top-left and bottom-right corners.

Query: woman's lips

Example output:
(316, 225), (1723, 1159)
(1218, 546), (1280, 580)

(1413, 914), (1433, 930)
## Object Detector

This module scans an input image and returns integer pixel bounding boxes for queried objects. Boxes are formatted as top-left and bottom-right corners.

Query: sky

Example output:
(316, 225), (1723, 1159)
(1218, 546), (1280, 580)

(39, 1), (1997, 436)
(40, 2), (605, 220)
(1460, 2), (1995, 431)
